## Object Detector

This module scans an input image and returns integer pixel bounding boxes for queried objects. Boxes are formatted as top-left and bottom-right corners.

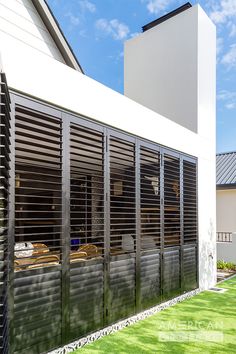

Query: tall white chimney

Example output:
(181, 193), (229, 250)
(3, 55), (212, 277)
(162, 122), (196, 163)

(124, 3), (216, 136)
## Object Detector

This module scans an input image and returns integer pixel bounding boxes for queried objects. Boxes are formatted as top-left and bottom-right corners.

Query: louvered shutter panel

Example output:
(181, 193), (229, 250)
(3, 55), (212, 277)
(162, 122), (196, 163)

(140, 146), (161, 309)
(163, 154), (181, 298)
(69, 123), (104, 340)
(183, 160), (198, 290)
(14, 106), (62, 353)
(0, 73), (11, 354)
(109, 135), (136, 322)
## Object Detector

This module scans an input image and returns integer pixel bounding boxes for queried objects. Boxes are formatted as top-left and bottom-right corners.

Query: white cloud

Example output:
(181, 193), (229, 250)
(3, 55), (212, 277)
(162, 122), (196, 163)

(229, 23), (236, 37)
(217, 89), (236, 110)
(130, 32), (140, 38)
(64, 1), (96, 30)
(79, 29), (87, 38)
(221, 44), (236, 67)
(142, 0), (173, 15)
(50, 0), (61, 6)
(108, 51), (124, 63)
(217, 90), (236, 100)
(210, 0), (236, 24)
(95, 18), (130, 40)
(65, 12), (80, 26)
(216, 37), (224, 64)
(79, 0), (96, 13)
(225, 102), (236, 109)
(217, 37), (224, 56)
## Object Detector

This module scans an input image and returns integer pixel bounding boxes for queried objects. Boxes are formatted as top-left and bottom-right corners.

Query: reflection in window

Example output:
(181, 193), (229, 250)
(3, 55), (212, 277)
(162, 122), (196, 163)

(14, 107), (62, 271)
(13, 107), (197, 270)
(164, 155), (180, 247)
(183, 161), (197, 244)
(110, 137), (136, 255)
(140, 147), (160, 250)
(70, 124), (104, 263)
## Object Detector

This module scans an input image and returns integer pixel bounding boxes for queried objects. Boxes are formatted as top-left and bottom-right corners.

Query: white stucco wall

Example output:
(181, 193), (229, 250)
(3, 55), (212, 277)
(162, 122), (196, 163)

(0, 2), (216, 289)
(124, 3), (216, 157)
(124, 6), (198, 132)
(2, 39), (201, 156)
(217, 190), (236, 232)
(196, 5), (216, 290)
(0, 0), (65, 63)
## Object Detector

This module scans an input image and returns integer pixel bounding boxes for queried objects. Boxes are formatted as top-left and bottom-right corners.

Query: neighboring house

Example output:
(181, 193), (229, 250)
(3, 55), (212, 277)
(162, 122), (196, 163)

(216, 152), (236, 262)
(0, 1), (216, 353)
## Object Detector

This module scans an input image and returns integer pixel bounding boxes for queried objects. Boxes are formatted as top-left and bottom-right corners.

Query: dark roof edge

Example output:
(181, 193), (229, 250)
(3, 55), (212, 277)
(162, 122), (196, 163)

(32, 0), (84, 73)
(217, 184), (236, 190)
(217, 151), (236, 156)
(142, 2), (192, 32)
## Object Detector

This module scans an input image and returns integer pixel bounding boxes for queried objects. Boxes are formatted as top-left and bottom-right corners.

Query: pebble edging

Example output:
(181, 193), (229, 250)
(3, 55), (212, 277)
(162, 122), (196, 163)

(48, 288), (200, 354)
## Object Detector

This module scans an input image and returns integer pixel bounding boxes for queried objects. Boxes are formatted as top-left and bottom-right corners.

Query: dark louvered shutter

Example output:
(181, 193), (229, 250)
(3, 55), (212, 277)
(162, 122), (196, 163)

(183, 160), (198, 290)
(109, 134), (136, 322)
(69, 123), (104, 340)
(140, 146), (161, 309)
(14, 106), (62, 353)
(7, 91), (199, 353)
(163, 153), (181, 298)
(0, 73), (11, 354)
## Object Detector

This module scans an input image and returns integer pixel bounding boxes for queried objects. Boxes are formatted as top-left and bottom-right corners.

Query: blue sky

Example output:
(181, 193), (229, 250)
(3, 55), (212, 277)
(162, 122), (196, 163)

(47, 0), (236, 153)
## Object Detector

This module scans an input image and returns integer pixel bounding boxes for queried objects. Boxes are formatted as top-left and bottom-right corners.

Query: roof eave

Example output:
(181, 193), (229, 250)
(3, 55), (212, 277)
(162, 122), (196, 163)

(217, 184), (236, 190)
(32, 0), (84, 73)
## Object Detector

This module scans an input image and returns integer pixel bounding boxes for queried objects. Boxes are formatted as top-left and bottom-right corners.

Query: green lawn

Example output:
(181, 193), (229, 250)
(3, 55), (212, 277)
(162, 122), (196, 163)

(74, 277), (236, 354)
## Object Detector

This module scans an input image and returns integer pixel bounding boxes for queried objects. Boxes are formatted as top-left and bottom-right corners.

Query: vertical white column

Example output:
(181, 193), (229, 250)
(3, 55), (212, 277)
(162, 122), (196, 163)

(197, 5), (216, 289)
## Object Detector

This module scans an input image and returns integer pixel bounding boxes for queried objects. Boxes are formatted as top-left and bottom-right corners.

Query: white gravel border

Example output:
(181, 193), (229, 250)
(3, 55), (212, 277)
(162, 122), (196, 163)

(48, 288), (200, 354)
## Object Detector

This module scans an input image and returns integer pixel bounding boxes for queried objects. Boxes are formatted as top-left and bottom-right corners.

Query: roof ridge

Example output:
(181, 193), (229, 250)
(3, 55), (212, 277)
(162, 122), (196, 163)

(217, 151), (236, 156)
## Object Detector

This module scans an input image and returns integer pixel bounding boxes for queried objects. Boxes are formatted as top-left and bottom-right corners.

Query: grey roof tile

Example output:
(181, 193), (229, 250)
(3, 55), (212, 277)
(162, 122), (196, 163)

(216, 152), (236, 186)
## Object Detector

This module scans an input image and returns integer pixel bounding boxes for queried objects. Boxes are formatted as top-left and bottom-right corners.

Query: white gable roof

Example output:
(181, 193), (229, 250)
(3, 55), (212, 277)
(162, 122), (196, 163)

(0, 0), (83, 72)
